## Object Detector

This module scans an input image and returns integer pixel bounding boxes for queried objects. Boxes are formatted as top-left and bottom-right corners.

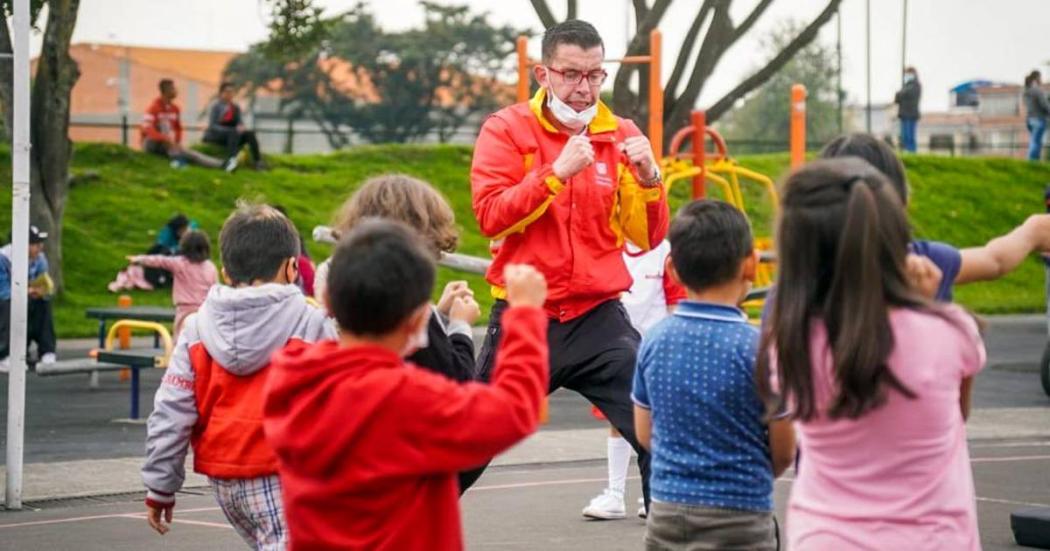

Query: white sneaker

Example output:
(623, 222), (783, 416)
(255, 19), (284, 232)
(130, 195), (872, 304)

(224, 157), (239, 173)
(637, 497), (647, 519)
(40, 352), (56, 365)
(582, 489), (626, 520)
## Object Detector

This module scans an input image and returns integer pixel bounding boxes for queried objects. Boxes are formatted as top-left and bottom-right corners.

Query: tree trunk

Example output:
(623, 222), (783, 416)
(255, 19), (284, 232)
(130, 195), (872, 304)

(0, 11), (14, 142)
(30, 0), (82, 293)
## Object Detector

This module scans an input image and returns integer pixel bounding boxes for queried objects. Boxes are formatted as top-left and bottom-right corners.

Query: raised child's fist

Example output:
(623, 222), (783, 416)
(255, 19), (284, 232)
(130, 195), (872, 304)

(504, 264), (547, 309)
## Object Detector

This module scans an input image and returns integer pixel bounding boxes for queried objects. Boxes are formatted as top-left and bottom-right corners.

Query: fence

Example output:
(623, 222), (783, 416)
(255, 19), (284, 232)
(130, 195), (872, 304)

(67, 119), (1050, 159)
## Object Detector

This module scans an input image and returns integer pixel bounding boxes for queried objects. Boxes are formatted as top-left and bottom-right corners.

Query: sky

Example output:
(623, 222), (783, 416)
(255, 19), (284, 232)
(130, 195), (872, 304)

(26, 0), (1050, 114)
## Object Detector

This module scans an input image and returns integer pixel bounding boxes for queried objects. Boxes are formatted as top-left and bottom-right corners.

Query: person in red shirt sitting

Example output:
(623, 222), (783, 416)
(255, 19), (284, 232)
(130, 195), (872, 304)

(264, 219), (550, 551)
(141, 78), (223, 170)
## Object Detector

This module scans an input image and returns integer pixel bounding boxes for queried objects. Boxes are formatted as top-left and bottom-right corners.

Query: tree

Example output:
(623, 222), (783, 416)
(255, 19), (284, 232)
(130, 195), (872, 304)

(229, 1), (524, 146)
(721, 22), (842, 148)
(1, 0), (81, 291)
(528, 0), (842, 145)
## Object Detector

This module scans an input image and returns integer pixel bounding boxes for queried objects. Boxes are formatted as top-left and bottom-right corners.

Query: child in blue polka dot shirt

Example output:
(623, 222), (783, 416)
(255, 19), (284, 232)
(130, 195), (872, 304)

(632, 200), (796, 550)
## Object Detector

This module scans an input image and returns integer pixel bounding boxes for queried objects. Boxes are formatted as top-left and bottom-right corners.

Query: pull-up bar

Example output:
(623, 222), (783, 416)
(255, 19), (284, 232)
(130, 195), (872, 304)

(516, 30), (664, 158)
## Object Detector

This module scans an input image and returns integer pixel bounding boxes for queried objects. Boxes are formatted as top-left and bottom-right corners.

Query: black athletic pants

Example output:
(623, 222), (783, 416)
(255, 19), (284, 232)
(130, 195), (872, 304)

(458, 299), (651, 508)
(0, 298), (56, 360)
(204, 128), (261, 163)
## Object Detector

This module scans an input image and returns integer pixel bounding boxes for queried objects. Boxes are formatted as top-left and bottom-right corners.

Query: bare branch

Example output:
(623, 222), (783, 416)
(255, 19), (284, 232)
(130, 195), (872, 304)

(529, 0), (557, 29)
(663, 0), (715, 107)
(706, 0), (842, 123)
(664, 0), (732, 129)
(730, 0), (773, 42)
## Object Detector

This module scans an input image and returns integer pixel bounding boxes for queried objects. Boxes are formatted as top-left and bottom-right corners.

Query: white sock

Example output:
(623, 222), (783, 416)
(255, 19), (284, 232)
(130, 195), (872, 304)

(607, 436), (631, 496)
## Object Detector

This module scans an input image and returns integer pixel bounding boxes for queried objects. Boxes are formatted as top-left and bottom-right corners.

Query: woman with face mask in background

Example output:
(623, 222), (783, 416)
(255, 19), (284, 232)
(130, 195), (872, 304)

(894, 67), (922, 153)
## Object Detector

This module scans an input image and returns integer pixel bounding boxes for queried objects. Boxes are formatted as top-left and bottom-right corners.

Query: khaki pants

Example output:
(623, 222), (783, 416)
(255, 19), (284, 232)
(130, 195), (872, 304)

(645, 501), (777, 551)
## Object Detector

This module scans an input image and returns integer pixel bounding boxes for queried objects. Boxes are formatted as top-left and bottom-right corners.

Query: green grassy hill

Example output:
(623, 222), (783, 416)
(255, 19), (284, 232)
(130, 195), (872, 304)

(0, 143), (1047, 338)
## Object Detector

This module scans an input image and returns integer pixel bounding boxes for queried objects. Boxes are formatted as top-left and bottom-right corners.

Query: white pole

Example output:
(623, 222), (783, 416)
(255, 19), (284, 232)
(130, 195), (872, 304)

(6, 0), (32, 510)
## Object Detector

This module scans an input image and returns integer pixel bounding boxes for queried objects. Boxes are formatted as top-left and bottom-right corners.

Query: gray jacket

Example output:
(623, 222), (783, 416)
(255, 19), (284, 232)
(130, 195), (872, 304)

(141, 283), (337, 504)
(1025, 85), (1050, 119)
(894, 79), (922, 120)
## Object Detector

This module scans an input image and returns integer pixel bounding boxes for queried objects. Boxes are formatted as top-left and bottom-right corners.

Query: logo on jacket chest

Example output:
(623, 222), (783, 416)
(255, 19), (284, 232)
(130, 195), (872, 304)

(594, 161), (614, 187)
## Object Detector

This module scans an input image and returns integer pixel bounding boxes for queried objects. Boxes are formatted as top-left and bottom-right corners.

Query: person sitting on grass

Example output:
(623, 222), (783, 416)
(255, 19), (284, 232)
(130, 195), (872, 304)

(203, 82), (266, 172)
(141, 78), (223, 170)
(127, 229), (217, 337)
(264, 219), (550, 550)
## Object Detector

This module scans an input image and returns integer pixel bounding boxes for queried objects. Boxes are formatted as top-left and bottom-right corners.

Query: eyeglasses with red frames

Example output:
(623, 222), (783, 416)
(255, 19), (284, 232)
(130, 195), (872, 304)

(546, 67), (608, 86)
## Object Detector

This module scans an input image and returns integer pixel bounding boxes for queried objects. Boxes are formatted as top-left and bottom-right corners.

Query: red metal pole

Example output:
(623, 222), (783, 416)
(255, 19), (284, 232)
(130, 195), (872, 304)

(692, 110), (706, 199)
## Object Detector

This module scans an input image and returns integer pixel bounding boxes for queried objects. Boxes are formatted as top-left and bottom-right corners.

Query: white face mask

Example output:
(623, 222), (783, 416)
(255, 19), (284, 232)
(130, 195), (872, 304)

(546, 87), (597, 131)
(904, 73), (916, 83)
(400, 308), (431, 357)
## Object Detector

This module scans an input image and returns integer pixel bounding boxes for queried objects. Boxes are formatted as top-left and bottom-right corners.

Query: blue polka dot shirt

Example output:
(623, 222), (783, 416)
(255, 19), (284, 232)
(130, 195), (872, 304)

(632, 301), (773, 512)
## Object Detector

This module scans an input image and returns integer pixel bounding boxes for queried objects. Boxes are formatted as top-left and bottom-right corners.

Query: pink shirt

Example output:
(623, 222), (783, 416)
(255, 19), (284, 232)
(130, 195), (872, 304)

(135, 255), (217, 335)
(784, 306), (985, 550)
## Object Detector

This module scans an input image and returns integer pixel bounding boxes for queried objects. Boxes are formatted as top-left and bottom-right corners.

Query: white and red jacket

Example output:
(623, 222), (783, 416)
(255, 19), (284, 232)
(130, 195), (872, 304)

(142, 284), (337, 508)
(621, 240), (686, 335)
(141, 96), (183, 145)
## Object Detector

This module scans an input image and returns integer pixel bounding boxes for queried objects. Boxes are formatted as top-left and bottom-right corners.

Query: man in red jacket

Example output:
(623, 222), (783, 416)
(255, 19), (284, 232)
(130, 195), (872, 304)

(141, 79), (223, 170)
(264, 219), (550, 550)
(468, 19), (668, 510)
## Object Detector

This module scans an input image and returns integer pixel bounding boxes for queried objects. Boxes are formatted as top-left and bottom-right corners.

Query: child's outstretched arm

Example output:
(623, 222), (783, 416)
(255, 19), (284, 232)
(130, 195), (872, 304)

(129, 254), (182, 272)
(389, 265), (549, 474)
(141, 323), (199, 535)
(956, 214), (1050, 284)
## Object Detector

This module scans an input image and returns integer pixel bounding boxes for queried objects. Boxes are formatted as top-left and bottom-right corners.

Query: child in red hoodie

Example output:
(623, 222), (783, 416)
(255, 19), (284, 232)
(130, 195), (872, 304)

(264, 219), (550, 551)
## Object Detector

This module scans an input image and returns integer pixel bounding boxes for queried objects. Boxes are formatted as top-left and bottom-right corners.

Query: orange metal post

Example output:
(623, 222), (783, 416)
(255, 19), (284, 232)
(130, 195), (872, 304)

(692, 110), (706, 199)
(790, 84), (807, 169)
(648, 30), (663, 159)
(516, 35), (530, 103)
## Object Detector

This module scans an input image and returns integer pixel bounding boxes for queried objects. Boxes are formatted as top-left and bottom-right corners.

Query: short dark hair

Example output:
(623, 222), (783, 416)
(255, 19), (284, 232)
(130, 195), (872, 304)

(219, 81), (234, 93)
(158, 79), (175, 93)
(178, 230), (211, 264)
(541, 19), (604, 63)
(327, 218), (435, 336)
(668, 200), (753, 292)
(167, 213), (190, 234)
(820, 133), (908, 203)
(219, 202), (300, 285)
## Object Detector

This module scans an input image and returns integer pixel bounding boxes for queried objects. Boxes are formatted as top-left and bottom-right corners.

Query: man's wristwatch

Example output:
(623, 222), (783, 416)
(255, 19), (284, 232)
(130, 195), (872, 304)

(640, 167), (662, 187)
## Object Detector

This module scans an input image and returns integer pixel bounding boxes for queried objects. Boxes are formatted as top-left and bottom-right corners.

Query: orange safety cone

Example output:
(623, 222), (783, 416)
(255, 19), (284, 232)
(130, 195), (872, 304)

(118, 295), (132, 382)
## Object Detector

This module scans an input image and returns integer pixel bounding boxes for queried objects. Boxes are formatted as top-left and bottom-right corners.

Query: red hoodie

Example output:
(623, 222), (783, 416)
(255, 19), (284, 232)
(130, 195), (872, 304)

(263, 306), (549, 551)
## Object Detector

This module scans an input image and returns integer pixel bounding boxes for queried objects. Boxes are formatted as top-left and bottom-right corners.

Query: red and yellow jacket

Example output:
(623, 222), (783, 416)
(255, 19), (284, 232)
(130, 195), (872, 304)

(471, 89), (669, 321)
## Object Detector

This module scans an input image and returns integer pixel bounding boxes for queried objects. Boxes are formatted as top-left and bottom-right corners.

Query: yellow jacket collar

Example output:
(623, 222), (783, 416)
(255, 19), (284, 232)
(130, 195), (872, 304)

(528, 88), (618, 135)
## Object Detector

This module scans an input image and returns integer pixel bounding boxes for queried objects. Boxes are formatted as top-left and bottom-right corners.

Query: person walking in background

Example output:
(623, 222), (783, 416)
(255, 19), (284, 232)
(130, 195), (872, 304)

(894, 67), (922, 153)
(204, 82), (265, 172)
(141, 79), (223, 170)
(1024, 70), (1050, 161)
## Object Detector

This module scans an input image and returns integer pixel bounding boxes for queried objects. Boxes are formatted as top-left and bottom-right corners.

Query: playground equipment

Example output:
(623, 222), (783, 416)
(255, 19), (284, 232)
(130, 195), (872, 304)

(517, 29), (664, 158)
(662, 109), (781, 298)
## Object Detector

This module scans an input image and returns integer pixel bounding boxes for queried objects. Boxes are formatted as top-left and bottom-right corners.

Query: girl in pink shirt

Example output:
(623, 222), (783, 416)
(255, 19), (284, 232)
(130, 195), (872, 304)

(758, 158), (986, 550)
(129, 230), (218, 336)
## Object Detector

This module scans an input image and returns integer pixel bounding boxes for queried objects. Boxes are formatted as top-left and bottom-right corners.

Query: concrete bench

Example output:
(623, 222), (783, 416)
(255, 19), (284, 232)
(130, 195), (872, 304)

(34, 358), (128, 376)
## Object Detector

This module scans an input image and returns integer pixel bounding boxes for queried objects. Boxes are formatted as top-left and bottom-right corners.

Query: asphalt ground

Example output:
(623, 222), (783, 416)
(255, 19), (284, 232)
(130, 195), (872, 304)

(0, 441), (1047, 550)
